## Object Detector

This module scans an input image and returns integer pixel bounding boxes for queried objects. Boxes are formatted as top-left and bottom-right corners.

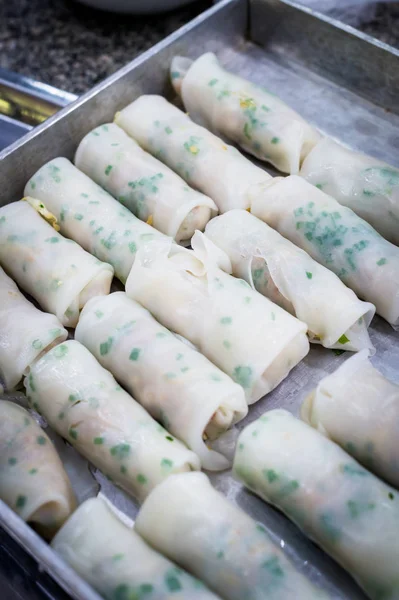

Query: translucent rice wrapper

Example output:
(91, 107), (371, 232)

(24, 157), (167, 284)
(234, 409), (399, 600)
(125, 231), (309, 404)
(250, 175), (399, 327)
(0, 266), (67, 391)
(52, 496), (221, 600)
(302, 349), (399, 489)
(0, 200), (113, 327)
(301, 137), (399, 245)
(0, 400), (76, 539)
(135, 472), (329, 600)
(171, 52), (321, 174)
(24, 340), (200, 504)
(205, 209), (375, 351)
(74, 123), (217, 245)
(75, 292), (247, 471)
(115, 95), (271, 212)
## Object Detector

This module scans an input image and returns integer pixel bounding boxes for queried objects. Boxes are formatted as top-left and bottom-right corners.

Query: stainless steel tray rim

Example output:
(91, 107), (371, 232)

(281, 0), (399, 58)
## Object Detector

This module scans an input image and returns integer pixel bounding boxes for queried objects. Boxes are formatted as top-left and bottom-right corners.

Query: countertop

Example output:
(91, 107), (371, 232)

(0, 0), (212, 95)
(360, 3), (399, 47)
(0, 0), (398, 96)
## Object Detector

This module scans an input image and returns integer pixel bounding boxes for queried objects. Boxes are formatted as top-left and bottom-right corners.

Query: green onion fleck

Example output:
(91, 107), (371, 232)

(129, 348), (141, 361)
(100, 337), (113, 356)
(69, 428), (78, 440)
(16, 495), (27, 509)
(165, 572), (182, 592)
(243, 123), (252, 140)
(333, 349), (345, 356)
(220, 316), (232, 325)
(110, 443), (130, 459)
(54, 344), (68, 358)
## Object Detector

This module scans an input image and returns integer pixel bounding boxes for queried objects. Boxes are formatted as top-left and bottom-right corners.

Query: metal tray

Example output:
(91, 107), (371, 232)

(0, 68), (77, 153)
(0, 67), (77, 126)
(0, 114), (31, 152)
(1, 1), (399, 598)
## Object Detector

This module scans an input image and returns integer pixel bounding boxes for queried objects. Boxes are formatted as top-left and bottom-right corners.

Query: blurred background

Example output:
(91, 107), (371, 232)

(0, 0), (398, 96)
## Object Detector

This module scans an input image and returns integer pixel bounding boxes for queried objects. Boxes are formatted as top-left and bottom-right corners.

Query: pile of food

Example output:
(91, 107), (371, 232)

(1, 52), (399, 600)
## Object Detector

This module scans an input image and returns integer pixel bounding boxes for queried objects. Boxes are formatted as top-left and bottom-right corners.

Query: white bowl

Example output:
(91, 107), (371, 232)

(75, 0), (197, 14)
